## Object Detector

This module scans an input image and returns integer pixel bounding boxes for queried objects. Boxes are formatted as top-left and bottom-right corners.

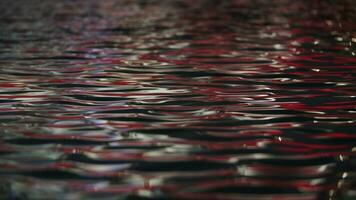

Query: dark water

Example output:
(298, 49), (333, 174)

(0, 0), (356, 199)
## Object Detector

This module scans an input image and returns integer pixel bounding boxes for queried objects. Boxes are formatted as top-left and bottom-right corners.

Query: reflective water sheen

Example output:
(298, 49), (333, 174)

(0, 0), (356, 199)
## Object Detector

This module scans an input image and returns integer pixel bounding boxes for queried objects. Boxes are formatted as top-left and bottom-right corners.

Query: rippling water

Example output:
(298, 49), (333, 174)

(0, 0), (356, 199)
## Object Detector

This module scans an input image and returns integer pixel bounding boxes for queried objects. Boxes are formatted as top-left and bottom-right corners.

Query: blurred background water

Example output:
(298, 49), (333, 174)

(0, 0), (355, 199)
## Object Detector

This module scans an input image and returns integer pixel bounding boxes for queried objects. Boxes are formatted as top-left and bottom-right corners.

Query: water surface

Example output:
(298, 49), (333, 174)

(0, 0), (356, 199)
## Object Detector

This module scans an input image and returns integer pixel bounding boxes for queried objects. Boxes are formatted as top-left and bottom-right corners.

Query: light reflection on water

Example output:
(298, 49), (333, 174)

(0, 0), (356, 199)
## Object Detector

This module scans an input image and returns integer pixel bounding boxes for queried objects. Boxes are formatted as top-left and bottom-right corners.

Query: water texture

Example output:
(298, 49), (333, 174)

(0, 0), (355, 199)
